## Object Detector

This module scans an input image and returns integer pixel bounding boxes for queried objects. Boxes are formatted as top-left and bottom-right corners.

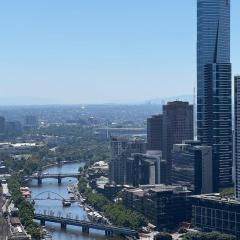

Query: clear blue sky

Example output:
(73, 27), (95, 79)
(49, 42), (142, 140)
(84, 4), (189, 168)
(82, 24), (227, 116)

(0, 0), (239, 104)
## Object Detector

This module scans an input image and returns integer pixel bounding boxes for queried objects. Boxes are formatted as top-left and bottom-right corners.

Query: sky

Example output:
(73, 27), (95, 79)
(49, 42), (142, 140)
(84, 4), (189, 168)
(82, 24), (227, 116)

(0, 0), (240, 105)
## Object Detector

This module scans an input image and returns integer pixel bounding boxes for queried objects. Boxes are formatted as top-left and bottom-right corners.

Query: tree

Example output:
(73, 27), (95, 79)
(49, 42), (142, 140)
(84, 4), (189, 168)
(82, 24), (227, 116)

(182, 232), (236, 240)
(154, 233), (173, 240)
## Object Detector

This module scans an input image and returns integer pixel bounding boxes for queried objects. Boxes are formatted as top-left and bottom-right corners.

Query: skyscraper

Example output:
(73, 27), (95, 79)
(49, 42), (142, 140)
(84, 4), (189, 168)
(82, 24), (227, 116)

(235, 76), (240, 200)
(197, 0), (232, 191)
(162, 101), (194, 183)
(147, 114), (163, 151)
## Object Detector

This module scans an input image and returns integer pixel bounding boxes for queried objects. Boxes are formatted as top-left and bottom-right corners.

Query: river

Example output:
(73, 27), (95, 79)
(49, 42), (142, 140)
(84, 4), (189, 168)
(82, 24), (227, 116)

(29, 162), (123, 240)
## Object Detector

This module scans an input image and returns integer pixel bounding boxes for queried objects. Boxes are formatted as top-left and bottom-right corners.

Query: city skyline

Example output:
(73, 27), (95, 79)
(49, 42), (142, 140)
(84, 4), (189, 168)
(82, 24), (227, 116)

(1, 0), (240, 238)
(0, 0), (240, 104)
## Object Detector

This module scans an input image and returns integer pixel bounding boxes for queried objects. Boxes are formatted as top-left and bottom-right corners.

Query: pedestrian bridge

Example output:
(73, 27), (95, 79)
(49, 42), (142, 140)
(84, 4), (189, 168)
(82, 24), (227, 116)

(34, 213), (139, 238)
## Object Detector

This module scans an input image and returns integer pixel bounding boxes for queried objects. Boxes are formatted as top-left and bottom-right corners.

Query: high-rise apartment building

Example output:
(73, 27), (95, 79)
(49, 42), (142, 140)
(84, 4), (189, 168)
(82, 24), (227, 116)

(147, 114), (163, 151)
(162, 101), (194, 182)
(197, 0), (232, 191)
(235, 76), (240, 200)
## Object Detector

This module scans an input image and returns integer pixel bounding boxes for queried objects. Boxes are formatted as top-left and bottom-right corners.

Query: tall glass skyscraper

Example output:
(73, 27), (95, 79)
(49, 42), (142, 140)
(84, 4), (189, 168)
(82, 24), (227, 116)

(235, 76), (240, 200)
(197, 0), (232, 191)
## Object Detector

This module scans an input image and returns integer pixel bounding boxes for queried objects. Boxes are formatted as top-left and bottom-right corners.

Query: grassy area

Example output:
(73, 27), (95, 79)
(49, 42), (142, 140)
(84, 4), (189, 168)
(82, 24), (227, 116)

(220, 188), (234, 198)
(182, 231), (236, 240)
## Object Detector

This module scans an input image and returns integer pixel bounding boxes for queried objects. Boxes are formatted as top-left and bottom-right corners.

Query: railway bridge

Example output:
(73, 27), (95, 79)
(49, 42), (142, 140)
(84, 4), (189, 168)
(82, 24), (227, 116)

(34, 213), (139, 238)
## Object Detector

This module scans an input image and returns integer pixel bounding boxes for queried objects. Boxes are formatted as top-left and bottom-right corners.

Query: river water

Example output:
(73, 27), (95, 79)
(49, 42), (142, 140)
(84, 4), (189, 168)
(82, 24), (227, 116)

(29, 162), (122, 240)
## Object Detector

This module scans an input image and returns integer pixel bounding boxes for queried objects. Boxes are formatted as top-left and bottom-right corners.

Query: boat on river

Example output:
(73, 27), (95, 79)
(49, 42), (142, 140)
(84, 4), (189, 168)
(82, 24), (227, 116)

(42, 228), (53, 240)
(62, 199), (71, 207)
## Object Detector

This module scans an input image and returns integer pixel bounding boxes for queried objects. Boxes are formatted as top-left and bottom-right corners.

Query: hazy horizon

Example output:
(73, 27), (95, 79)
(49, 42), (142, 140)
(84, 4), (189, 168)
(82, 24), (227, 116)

(0, 94), (193, 106)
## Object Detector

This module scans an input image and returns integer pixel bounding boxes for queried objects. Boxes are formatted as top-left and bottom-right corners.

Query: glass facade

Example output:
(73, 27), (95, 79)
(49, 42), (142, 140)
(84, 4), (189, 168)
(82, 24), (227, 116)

(197, 0), (232, 191)
(191, 195), (240, 238)
(235, 76), (240, 200)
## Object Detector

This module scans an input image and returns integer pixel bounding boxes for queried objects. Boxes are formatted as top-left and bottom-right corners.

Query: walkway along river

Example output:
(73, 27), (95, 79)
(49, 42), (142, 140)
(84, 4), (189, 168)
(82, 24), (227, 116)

(28, 162), (123, 240)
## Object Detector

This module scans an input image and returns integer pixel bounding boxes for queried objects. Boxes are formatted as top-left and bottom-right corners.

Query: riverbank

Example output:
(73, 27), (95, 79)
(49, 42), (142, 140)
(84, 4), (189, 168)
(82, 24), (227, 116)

(8, 176), (41, 239)
(68, 182), (110, 225)
(41, 159), (84, 171)
(77, 177), (147, 230)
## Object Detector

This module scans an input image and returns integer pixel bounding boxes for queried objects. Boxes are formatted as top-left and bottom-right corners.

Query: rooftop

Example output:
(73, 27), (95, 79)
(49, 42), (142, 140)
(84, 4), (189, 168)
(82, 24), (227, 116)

(125, 184), (190, 195)
(190, 193), (240, 205)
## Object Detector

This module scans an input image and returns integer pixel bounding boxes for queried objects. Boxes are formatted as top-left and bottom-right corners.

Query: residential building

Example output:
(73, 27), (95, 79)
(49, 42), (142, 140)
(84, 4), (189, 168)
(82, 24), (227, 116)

(197, 0), (232, 191)
(172, 140), (213, 194)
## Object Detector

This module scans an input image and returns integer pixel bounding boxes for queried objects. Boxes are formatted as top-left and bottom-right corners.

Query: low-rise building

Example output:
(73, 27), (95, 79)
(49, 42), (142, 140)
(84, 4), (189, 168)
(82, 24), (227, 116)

(99, 184), (125, 199)
(88, 161), (109, 180)
(190, 193), (240, 238)
(123, 184), (191, 230)
(0, 142), (44, 155)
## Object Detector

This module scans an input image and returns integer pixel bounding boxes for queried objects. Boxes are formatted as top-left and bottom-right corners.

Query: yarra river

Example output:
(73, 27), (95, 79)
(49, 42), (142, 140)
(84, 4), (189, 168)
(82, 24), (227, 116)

(28, 162), (123, 240)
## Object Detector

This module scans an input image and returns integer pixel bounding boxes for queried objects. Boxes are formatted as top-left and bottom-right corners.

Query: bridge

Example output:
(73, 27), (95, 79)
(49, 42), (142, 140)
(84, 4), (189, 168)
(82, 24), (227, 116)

(25, 173), (81, 184)
(34, 212), (139, 238)
(32, 191), (76, 203)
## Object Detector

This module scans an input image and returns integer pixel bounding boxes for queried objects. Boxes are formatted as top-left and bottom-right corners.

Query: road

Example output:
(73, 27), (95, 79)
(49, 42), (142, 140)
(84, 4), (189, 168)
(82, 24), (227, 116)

(0, 187), (8, 240)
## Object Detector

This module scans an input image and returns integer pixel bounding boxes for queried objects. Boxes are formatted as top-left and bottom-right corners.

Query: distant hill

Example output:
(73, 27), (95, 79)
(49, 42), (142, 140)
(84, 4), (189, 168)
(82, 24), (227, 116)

(0, 95), (194, 106)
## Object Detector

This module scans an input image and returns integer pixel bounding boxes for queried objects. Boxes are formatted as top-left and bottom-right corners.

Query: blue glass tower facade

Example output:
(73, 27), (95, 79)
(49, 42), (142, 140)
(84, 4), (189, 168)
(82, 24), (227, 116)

(235, 76), (240, 200)
(197, 0), (232, 191)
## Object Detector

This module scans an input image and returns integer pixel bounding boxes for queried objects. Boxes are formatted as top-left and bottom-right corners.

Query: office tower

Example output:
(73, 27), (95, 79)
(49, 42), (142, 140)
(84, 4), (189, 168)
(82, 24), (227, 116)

(126, 150), (166, 186)
(147, 114), (163, 151)
(172, 140), (213, 194)
(0, 116), (6, 133)
(235, 76), (240, 200)
(162, 101), (194, 182)
(109, 136), (145, 185)
(197, 0), (232, 191)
